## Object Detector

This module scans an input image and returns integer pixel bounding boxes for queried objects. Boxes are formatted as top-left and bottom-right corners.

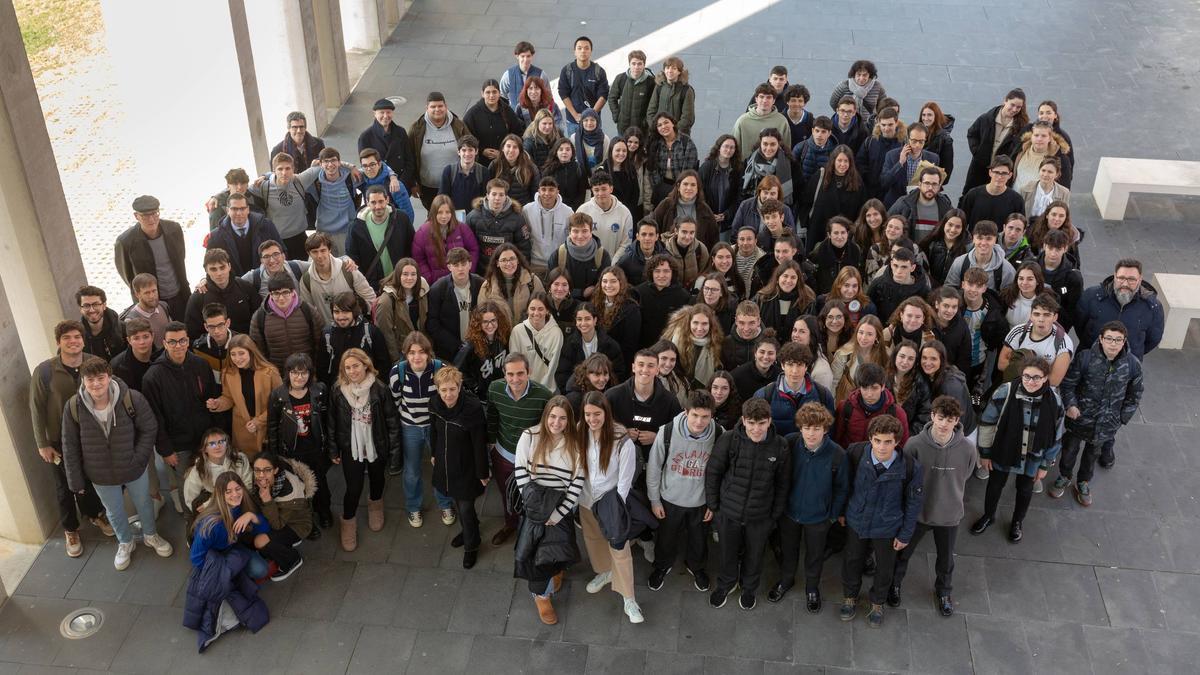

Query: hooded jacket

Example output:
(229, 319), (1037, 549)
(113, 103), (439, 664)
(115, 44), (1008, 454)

(609, 68), (656, 134)
(943, 244), (1016, 291)
(62, 379), (157, 490)
(258, 458), (317, 539)
(645, 73), (695, 134)
(346, 205), (414, 290)
(82, 309), (127, 363)
(834, 387), (910, 448)
(705, 422), (791, 523)
(1013, 128), (1073, 189)
(430, 389), (489, 500)
(783, 434), (849, 525)
(249, 299), (323, 373)
(1037, 253), (1084, 332)
(522, 194), (572, 268)
(374, 279), (429, 360)
(1076, 277), (1164, 360)
(1060, 337), (1144, 443)
(412, 220), (479, 284)
(904, 423), (976, 527)
(408, 111), (469, 185)
(577, 195), (634, 262)
(466, 197), (531, 265)
(647, 411), (718, 509)
(142, 351), (218, 456)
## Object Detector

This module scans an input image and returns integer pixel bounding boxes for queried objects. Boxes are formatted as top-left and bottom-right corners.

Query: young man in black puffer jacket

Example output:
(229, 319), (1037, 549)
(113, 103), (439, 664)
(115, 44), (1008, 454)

(705, 397), (791, 611)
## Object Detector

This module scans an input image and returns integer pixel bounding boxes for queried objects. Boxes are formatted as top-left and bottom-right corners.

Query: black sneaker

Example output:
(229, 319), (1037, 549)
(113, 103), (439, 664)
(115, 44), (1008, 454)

(839, 597), (857, 621)
(462, 549), (477, 570)
(648, 566), (671, 591)
(687, 566), (710, 592)
(970, 515), (994, 535)
(451, 532), (464, 548)
(867, 603), (884, 628)
(270, 557), (303, 582)
(806, 591), (821, 614)
(767, 582), (789, 603)
(938, 595), (954, 617)
(886, 585), (901, 608)
(1008, 520), (1023, 543)
(306, 525), (321, 541)
(739, 591), (756, 610)
(710, 586), (736, 609)
(318, 511), (333, 529)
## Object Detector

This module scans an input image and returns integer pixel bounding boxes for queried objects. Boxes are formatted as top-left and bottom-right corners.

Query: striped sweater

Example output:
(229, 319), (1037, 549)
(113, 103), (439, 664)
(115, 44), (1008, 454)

(485, 379), (553, 452)
(514, 429), (584, 522)
(388, 358), (443, 426)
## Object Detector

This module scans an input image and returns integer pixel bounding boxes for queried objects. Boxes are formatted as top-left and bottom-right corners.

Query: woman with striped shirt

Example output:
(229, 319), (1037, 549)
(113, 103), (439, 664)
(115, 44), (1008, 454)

(387, 332), (454, 529)
(514, 396), (584, 625)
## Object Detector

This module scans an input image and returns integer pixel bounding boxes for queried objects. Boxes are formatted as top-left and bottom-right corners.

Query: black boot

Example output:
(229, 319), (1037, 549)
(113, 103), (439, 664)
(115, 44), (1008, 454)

(970, 515), (994, 535)
(1008, 520), (1023, 543)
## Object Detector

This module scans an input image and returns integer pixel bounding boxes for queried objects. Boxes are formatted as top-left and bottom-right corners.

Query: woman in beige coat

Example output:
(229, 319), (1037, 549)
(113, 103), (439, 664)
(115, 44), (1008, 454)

(214, 335), (282, 457)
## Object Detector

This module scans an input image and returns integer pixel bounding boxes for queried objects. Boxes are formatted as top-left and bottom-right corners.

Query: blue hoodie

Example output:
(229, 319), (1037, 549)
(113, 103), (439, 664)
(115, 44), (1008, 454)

(357, 163), (415, 223)
(784, 434), (849, 525)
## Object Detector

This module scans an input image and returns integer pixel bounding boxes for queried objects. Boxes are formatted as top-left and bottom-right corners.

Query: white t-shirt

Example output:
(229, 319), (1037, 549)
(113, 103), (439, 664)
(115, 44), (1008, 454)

(1004, 323), (1074, 363)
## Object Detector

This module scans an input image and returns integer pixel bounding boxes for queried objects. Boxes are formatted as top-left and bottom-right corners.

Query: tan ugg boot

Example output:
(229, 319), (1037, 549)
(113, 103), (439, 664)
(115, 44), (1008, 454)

(340, 517), (358, 552)
(368, 499), (385, 532)
(534, 594), (558, 625)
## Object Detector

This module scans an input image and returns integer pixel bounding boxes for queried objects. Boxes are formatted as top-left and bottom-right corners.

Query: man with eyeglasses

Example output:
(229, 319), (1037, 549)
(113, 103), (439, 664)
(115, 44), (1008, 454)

(206, 167), (267, 231)
(887, 166), (951, 242)
(1075, 258), (1163, 468)
(191, 304), (235, 384)
(235, 239), (358, 301)
(1049, 321), (1144, 507)
(250, 275), (323, 373)
(881, 123), (942, 207)
(184, 248), (257, 339)
(958, 155), (1025, 229)
(205, 192), (282, 277)
(77, 285), (126, 362)
(114, 195), (190, 322)
(270, 111), (325, 172)
(141, 321), (219, 512)
(354, 148), (414, 224)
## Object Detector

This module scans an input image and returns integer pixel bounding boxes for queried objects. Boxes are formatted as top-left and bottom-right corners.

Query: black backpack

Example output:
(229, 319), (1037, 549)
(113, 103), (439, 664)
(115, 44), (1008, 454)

(251, 261), (304, 293)
(658, 420), (724, 473)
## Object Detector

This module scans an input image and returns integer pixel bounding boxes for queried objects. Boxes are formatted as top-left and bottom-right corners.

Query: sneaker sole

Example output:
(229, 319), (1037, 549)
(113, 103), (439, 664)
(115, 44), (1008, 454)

(710, 586), (737, 609)
(686, 567), (709, 592)
(739, 598), (756, 610)
(271, 558), (303, 582)
(587, 577), (613, 594)
(839, 610), (856, 622)
(114, 559), (131, 571)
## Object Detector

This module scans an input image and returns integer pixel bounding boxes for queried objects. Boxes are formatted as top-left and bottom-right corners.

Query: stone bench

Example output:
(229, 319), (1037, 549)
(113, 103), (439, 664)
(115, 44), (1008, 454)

(1154, 272), (1200, 349)
(1093, 157), (1200, 220)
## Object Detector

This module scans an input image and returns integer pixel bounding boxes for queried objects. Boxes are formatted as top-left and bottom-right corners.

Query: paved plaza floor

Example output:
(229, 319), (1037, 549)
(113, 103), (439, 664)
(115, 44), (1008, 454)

(5, 0), (1200, 672)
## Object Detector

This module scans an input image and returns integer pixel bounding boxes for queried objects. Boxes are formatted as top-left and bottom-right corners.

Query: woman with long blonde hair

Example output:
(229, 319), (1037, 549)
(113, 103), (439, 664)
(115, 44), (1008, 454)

(213, 335), (281, 457)
(830, 315), (889, 403)
(660, 303), (725, 387)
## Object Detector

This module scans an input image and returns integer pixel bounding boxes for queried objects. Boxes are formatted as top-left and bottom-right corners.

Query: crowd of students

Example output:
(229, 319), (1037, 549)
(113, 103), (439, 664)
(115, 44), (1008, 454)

(30, 35), (1166, 649)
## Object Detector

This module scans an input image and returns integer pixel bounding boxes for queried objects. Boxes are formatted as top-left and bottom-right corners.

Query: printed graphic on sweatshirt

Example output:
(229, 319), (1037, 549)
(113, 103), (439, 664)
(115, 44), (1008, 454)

(670, 448), (709, 478)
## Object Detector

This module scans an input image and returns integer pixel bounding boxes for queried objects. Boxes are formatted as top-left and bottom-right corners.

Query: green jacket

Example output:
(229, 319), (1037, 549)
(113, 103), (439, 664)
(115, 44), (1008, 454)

(30, 355), (81, 449)
(645, 77), (696, 136)
(609, 70), (656, 134)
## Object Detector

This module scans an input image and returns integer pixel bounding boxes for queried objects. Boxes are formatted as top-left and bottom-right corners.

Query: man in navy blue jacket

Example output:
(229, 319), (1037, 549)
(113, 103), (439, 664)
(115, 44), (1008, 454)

(839, 414), (924, 628)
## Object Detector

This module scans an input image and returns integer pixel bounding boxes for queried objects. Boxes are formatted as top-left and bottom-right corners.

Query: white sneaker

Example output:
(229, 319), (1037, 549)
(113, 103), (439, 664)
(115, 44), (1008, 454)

(1032, 478), (1045, 494)
(974, 466), (990, 481)
(624, 598), (645, 624)
(441, 508), (457, 526)
(143, 533), (173, 557)
(408, 511), (424, 528)
(586, 571), (613, 594)
(641, 539), (655, 564)
(114, 542), (135, 570)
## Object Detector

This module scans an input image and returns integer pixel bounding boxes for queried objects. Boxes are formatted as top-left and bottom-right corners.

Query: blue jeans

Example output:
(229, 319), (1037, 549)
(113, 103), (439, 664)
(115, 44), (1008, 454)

(402, 423), (453, 512)
(93, 468), (157, 544)
(246, 549), (269, 578)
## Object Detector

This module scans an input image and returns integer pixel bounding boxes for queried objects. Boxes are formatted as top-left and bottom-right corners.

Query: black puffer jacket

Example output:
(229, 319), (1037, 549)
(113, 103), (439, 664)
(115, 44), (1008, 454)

(933, 313), (973, 377)
(265, 382), (331, 459)
(83, 308), (126, 362)
(142, 352), (218, 456)
(319, 319), (392, 386)
(429, 390), (489, 500)
(704, 422), (791, 523)
(62, 380), (158, 490)
(514, 483), (581, 573)
(1060, 338), (1143, 443)
(325, 378), (401, 463)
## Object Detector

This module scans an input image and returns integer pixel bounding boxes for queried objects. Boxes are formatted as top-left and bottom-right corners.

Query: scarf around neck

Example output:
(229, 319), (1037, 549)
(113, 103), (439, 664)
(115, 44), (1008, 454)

(846, 78), (875, 111)
(567, 236), (599, 263)
(992, 382), (1059, 468)
(341, 374), (378, 462)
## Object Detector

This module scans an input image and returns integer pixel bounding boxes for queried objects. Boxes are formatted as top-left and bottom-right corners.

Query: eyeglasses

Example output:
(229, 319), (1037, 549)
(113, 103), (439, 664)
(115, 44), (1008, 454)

(990, 170), (1012, 177)
(1100, 336), (1126, 344)
(1020, 374), (1046, 382)
(289, 124), (306, 131)
(361, 162), (380, 169)
(1115, 276), (1140, 283)
(261, 251), (284, 260)
(270, 290), (294, 298)
(252, 467), (275, 474)
(206, 439), (228, 448)
(163, 338), (189, 347)
(919, 181), (940, 188)
(203, 322), (227, 331)
(80, 301), (104, 310)
(480, 318), (499, 325)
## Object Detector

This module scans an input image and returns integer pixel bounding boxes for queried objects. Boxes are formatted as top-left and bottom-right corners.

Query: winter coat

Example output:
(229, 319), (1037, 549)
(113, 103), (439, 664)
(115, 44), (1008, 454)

(466, 198), (531, 265)
(374, 280), (430, 360)
(183, 453), (255, 509)
(796, 171), (867, 252)
(756, 291), (812, 339)
(829, 79), (888, 124)
(81, 309), (127, 363)
(217, 365), (282, 456)
(429, 390), (489, 500)
(62, 381), (157, 490)
(408, 112), (469, 185)
(412, 220), (479, 284)
(653, 194), (720, 251)
(114, 220), (189, 300)
(731, 195), (798, 236)
(844, 443), (923, 542)
(721, 329), (763, 373)
(856, 134), (904, 201)
(704, 422), (791, 523)
(645, 74), (695, 134)
(601, 298), (642, 367)
(632, 282), (690, 348)
(616, 242), (666, 286)
(933, 313), (973, 377)
(346, 207), (415, 290)
(319, 319), (391, 387)
(879, 148), (940, 206)
(183, 546), (269, 652)
(964, 105), (1023, 192)
(810, 240), (863, 295)
(867, 268), (931, 324)
(142, 352), (218, 456)
(1060, 338), (1144, 443)
(258, 459), (317, 539)
(662, 237), (711, 287)
(326, 378), (402, 463)
(977, 382), (1064, 477)
(207, 213), (283, 277)
(358, 120), (416, 188)
(438, 162), (489, 212)
(249, 301), (323, 373)
(1037, 255), (1083, 332)
(609, 69), (656, 134)
(924, 238), (965, 287)
(916, 367), (978, 435)
(1012, 129), (1073, 189)
(833, 388), (910, 449)
(605, 376), (683, 457)
(830, 116), (868, 154)
(755, 374), (835, 436)
(782, 435), (849, 525)
(514, 483), (581, 573)
(184, 276), (258, 339)
(266, 382), (331, 460)
(30, 356), (83, 449)
(462, 99), (525, 156)
(905, 424), (976, 527)
(1076, 277), (1164, 360)
(478, 268), (545, 324)
(925, 115), (956, 180)
(554, 328), (626, 392)
(887, 190), (953, 227)
(454, 337), (508, 403)
(732, 362), (780, 403)
(1020, 181), (1071, 217)
(698, 159), (742, 228)
(425, 273), (484, 360)
(592, 483), (658, 547)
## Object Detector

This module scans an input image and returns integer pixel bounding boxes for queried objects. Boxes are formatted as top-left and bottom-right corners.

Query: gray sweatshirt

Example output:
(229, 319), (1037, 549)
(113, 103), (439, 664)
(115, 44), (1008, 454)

(647, 412), (717, 509)
(905, 423), (977, 527)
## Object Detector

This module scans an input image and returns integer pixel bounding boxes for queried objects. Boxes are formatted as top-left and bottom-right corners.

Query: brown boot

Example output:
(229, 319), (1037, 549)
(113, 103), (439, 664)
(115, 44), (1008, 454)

(534, 594), (557, 625)
(368, 499), (385, 532)
(340, 517), (358, 552)
(552, 571), (565, 594)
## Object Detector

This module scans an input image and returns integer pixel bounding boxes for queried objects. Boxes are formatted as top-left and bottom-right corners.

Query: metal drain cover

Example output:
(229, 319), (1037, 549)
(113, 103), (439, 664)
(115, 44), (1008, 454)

(60, 608), (104, 639)
(387, 96), (407, 107)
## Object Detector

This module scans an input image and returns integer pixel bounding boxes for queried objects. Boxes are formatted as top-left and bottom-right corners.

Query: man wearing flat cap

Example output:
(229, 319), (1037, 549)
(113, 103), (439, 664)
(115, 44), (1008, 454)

(114, 195), (189, 321)
(358, 98), (416, 193)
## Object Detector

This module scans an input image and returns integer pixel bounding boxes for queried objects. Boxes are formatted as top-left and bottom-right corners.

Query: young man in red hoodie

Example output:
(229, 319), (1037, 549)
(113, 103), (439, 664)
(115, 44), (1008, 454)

(833, 363), (910, 448)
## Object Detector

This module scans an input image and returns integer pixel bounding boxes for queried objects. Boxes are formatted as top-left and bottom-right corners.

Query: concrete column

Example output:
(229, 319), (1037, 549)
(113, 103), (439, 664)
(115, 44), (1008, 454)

(384, 0), (400, 30)
(99, 0), (270, 204)
(313, 0), (352, 117)
(246, 0), (329, 138)
(339, 0), (387, 51)
(0, 0), (76, 543)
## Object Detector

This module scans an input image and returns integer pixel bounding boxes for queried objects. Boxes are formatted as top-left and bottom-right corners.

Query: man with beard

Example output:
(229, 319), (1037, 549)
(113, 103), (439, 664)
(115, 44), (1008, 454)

(77, 285), (126, 362)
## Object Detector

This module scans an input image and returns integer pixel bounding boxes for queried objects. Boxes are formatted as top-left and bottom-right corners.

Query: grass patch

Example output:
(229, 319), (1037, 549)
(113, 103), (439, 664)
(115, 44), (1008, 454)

(14, 0), (103, 75)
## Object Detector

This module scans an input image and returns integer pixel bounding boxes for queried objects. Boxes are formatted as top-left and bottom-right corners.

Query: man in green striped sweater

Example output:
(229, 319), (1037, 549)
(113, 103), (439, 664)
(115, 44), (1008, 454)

(486, 353), (553, 545)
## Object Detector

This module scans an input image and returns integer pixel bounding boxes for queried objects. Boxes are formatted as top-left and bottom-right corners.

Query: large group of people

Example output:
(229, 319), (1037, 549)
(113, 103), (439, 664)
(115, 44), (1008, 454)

(31, 36), (1165, 650)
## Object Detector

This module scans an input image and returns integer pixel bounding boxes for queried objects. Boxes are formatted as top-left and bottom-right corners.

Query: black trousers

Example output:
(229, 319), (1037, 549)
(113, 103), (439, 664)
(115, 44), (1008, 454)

(53, 459), (103, 531)
(892, 522), (957, 595)
(417, 184), (438, 212)
(654, 500), (707, 573)
(842, 527), (898, 605)
(1059, 432), (1103, 483)
(983, 470), (1035, 523)
(777, 517), (832, 593)
(341, 454), (386, 518)
(282, 232), (309, 261)
(715, 515), (772, 595)
(239, 526), (300, 569)
(456, 498), (481, 552)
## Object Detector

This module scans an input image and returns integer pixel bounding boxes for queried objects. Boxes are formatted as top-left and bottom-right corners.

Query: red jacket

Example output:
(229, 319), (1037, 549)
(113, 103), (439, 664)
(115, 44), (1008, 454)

(833, 388), (909, 449)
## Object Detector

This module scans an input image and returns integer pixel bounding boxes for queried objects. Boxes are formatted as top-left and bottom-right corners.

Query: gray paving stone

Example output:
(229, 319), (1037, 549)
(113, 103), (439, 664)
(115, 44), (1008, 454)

(116, 548), (188, 606)
(392, 566), (462, 631)
(1082, 625), (1151, 675)
(49, 600), (139, 671)
(704, 655), (765, 675)
(791, 598), (852, 669)
(63, 542), (132, 603)
(643, 649), (706, 675)
(406, 630), (474, 675)
(1035, 562), (1108, 626)
(12, 543), (90, 600)
(1101, 514), (1172, 571)
(336, 562), (408, 625)
(346, 624), (416, 674)
(0, 596), (87, 667)
(983, 558), (1049, 621)
(1152, 571), (1200, 633)
(965, 614), (1034, 675)
(215, 614), (305, 673)
(1023, 619), (1092, 675)
(585, 645), (646, 674)
(286, 620), (361, 673)
(849, 607), (908, 672)
(465, 635), (588, 674)
(1140, 628), (1200, 674)
(279, 558), (354, 620)
(108, 604), (207, 674)
(906, 609), (972, 675)
(445, 570), (514, 636)
(1095, 567), (1166, 630)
